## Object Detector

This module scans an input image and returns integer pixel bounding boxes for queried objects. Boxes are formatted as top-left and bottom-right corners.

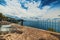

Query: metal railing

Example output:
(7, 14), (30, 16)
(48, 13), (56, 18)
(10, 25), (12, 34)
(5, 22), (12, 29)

(23, 19), (60, 33)
(38, 19), (60, 33)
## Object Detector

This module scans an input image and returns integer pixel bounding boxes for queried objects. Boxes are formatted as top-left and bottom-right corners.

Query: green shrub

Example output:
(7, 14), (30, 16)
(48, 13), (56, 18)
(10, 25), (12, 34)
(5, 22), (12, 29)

(0, 26), (1, 30)
(48, 28), (56, 32)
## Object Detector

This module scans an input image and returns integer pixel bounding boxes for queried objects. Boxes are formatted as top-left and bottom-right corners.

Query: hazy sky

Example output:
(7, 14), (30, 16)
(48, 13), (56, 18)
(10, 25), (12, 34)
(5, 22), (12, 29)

(0, 0), (60, 20)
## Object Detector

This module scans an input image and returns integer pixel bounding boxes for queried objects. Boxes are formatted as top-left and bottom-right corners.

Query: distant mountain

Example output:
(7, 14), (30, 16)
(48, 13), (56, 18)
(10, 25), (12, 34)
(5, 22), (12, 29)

(4, 14), (21, 20)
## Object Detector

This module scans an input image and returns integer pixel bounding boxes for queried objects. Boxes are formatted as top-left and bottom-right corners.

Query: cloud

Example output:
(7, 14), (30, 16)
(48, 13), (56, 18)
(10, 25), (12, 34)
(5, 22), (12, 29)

(42, 7), (60, 19)
(0, 0), (60, 20)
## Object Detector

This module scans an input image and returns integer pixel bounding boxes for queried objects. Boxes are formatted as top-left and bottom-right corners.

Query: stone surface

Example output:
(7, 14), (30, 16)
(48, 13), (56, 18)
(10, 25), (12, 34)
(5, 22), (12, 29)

(0, 23), (60, 40)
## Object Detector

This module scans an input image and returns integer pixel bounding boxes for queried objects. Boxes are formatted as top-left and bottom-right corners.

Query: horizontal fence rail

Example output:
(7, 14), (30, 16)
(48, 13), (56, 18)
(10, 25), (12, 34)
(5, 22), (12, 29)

(0, 19), (60, 33)
(38, 20), (60, 33)
(23, 19), (60, 33)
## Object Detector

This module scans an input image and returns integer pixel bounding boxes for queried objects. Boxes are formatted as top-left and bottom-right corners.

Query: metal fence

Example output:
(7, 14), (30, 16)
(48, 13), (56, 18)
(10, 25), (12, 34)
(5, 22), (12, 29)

(0, 19), (60, 33)
(38, 19), (60, 33)
(23, 19), (60, 33)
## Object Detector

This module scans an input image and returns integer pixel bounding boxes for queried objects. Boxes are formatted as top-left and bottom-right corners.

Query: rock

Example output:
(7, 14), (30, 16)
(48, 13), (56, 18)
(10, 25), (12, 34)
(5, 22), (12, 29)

(0, 21), (11, 25)
(0, 24), (60, 40)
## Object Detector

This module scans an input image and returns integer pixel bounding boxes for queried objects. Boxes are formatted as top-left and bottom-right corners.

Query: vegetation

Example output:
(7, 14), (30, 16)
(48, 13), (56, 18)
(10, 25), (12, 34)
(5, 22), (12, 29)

(0, 13), (8, 20)
(0, 24), (1, 30)
(48, 28), (56, 32)
(0, 13), (24, 26)
(0, 13), (23, 24)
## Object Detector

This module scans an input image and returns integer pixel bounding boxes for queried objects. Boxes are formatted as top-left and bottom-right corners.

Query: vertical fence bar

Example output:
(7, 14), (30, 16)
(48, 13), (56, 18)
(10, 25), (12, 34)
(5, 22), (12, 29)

(40, 19), (59, 32)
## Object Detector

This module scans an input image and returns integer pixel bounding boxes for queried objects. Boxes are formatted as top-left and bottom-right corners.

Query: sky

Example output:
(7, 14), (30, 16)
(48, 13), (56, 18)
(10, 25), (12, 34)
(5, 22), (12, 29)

(0, 0), (60, 20)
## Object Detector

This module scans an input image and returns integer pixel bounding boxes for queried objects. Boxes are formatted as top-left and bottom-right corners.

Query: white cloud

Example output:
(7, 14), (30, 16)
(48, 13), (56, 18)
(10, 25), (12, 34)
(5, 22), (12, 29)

(42, 7), (60, 19)
(0, 0), (60, 20)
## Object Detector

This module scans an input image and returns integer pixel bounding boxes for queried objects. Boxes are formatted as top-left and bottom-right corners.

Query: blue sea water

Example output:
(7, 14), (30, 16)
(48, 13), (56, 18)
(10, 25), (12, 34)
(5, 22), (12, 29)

(23, 20), (60, 32)
(0, 20), (60, 33)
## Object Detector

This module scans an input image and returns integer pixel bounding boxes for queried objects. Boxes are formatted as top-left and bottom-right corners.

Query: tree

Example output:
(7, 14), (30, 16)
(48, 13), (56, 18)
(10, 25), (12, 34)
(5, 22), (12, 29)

(0, 13), (3, 18)
(0, 26), (1, 35)
(48, 28), (56, 32)
(0, 13), (8, 21)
